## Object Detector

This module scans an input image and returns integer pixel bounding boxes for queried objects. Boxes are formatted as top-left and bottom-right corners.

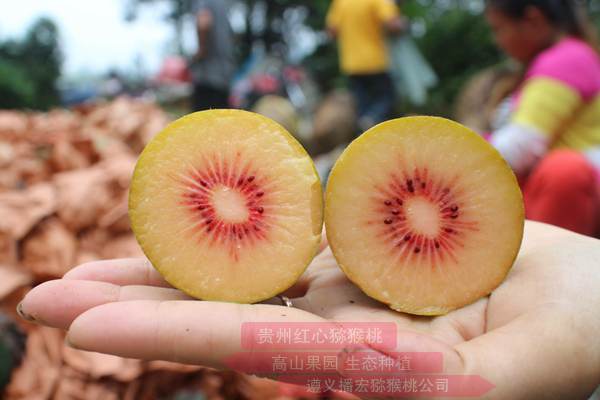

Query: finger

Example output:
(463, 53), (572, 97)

(456, 306), (600, 400)
(62, 255), (322, 313)
(63, 258), (171, 288)
(310, 246), (339, 271)
(18, 279), (191, 329)
(67, 300), (326, 369)
(279, 246), (339, 298)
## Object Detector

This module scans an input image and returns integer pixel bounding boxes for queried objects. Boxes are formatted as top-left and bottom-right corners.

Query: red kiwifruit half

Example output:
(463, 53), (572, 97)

(129, 110), (323, 303)
(325, 116), (524, 315)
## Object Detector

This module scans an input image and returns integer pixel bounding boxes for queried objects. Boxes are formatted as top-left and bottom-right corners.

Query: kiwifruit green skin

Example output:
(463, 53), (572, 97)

(129, 109), (323, 303)
(325, 116), (524, 316)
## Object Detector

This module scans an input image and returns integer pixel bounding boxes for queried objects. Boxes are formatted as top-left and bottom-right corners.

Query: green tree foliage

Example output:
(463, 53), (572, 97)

(0, 17), (62, 110)
(403, 1), (502, 116)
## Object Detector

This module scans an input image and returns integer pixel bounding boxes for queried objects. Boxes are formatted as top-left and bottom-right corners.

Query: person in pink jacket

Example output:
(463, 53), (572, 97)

(486, 0), (600, 236)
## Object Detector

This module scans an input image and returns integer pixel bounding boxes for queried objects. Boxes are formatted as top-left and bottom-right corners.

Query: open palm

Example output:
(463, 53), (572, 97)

(19, 221), (600, 399)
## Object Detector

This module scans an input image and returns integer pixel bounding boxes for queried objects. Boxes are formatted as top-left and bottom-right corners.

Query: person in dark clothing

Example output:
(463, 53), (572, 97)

(190, 0), (235, 111)
(347, 72), (395, 132)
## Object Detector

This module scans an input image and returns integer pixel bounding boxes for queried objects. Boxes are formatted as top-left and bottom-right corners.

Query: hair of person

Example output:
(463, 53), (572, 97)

(486, 0), (599, 51)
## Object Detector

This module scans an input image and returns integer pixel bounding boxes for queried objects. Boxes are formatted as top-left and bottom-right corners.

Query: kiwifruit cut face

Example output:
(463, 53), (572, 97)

(325, 116), (524, 315)
(129, 109), (323, 303)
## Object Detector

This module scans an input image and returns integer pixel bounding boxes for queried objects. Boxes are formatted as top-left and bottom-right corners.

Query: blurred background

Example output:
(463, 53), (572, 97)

(2, 0), (600, 399)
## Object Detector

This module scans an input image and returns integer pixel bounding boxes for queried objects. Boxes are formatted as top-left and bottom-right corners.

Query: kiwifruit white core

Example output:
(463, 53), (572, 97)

(404, 196), (440, 237)
(211, 185), (250, 223)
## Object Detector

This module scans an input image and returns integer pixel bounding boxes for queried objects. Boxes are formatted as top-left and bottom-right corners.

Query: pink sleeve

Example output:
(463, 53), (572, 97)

(526, 38), (600, 101)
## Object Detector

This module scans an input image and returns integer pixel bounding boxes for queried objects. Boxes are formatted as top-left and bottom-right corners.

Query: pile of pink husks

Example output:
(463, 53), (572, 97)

(0, 97), (316, 400)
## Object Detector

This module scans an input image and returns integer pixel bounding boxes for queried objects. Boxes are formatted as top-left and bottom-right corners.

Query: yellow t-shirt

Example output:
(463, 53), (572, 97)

(326, 0), (400, 75)
(514, 78), (600, 151)
(510, 38), (600, 151)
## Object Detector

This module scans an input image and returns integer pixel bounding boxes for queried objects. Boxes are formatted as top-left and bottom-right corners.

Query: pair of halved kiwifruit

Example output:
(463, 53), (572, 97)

(128, 110), (524, 316)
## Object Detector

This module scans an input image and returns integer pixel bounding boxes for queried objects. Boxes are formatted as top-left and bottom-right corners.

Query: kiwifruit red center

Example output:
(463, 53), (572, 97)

(372, 167), (478, 264)
(176, 157), (271, 260)
(185, 174), (266, 231)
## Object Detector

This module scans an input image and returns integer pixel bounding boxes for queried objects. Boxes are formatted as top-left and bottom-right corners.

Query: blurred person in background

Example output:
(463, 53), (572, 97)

(486, 0), (600, 236)
(190, 0), (235, 111)
(326, 0), (406, 133)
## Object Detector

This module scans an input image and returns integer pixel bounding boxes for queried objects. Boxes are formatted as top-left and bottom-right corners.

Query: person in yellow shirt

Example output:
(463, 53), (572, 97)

(326, 0), (405, 132)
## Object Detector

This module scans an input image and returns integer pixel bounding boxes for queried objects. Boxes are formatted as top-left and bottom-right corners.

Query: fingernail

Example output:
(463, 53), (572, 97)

(16, 302), (36, 322)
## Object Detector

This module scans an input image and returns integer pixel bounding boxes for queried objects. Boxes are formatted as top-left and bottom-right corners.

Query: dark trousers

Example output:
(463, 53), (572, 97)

(348, 72), (395, 132)
(192, 83), (229, 111)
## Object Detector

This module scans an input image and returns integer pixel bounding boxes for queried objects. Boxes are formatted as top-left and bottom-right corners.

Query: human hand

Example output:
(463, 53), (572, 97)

(17, 221), (600, 399)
